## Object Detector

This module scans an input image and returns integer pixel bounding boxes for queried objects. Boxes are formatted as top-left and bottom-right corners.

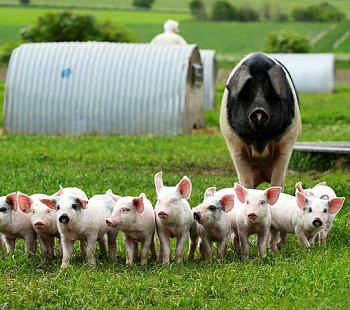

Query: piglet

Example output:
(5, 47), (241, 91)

(106, 191), (156, 265)
(270, 190), (345, 252)
(17, 192), (60, 259)
(154, 171), (195, 263)
(296, 181), (337, 245)
(192, 193), (234, 260)
(52, 185), (88, 200)
(0, 193), (37, 254)
(233, 183), (281, 260)
(41, 193), (117, 269)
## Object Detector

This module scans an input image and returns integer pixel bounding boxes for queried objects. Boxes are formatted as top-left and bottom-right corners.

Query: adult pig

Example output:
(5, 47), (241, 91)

(270, 190), (345, 252)
(106, 192), (156, 265)
(154, 171), (195, 264)
(220, 52), (301, 188)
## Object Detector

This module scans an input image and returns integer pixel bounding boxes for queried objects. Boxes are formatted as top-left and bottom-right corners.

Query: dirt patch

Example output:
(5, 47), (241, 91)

(0, 68), (6, 80)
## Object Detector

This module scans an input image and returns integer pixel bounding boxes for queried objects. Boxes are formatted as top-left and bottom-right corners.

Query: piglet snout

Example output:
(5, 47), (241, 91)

(34, 221), (45, 228)
(247, 213), (258, 220)
(312, 218), (322, 227)
(158, 211), (169, 219)
(59, 214), (70, 224)
(106, 218), (120, 226)
(193, 211), (201, 222)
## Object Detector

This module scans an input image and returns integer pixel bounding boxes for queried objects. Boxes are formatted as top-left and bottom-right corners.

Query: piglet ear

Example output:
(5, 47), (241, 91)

(176, 176), (192, 199)
(139, 193), (146, 199)
(265, 187), (282, 206)
(17, 191), (32, 213)
(54, 185), (65, 197)
(295, 182), (305, 193)
(296, 190), (308, 211)
(40, 198), (57, 211)
(328, 197), (345, 215)
(106, 189), (120, 203)
(220, 194), (234, 213)
(6, 192), (18, 211)
(76, 197), (88, 209)
(234, 183), (247, 204)
(133, 197), (144, 213)
(154, 171), (163, 194)
(315, 182), (327, 188)
(204, 187), (216, 200)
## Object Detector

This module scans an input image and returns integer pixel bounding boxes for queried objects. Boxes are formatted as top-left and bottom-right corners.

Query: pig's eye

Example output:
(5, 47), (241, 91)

(308, 207), (312, 213)
(72, 204), (78, 210)
(0, 207), (7, 212)
(47, 209), (51, 214)
(323, 208), (327, 213)
(321, 195), (329, 200)
(209, 205), (216, 211)
(170, 198), (178, 204)
(32, 210), (35, 214)
(56, 205), (60, 211)
(259, 200), (266, 206)
(246, 201), (249, 205)
(122, 208), (130, 212)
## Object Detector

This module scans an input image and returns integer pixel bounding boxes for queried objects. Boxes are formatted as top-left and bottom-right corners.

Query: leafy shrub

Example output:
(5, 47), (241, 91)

(133, 0), (154, 9)
(236, 6), (259, 21)
(212, 1), (237, 21)
(292, 2), (345, 22)
(264, 30), (310, 53)
(21, 10), (135, 43)
(20, 0), (29, 4)
(0, 42), (22, 63)
(190, 0), (207, 20)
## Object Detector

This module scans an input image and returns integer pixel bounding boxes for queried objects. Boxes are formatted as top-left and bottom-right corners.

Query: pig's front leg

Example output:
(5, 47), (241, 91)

(277, 232), (288, 249)
(86, 237), (97, 266)
(140, 238), (152, 265)
(269, 227), (279, 253)
(257, 231), (269, 258)
(175, 232), (188, 263)
(232, 153), (254, 189)
(108, 229), (118, 260)
(238, 231), (250, 261)
(217, 237), (228, 260)
(124, 237), (135, 266)
(98, 235), (107, 257)
(24, 234), (37, 255)
(150, 235), (157, 260)
(231, 233), (240, 252)
(38, 235), (52, 259)
(4, 236), (16, 254)
(270, 146), (294, 187)
(158, 231), (170, 264)
(201, 236), (212, 261)
(61, 236), (74, 269)
(295, 229), (310, 247)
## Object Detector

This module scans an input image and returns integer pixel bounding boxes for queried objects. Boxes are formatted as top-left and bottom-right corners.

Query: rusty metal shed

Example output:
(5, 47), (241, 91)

(4, 42), (204, 135)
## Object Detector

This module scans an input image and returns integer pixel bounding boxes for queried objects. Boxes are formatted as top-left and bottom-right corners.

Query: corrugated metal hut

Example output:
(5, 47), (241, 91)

(199, 49), (217, 110)
(4, 42), (205, 135)
(270, 53), (335, 93)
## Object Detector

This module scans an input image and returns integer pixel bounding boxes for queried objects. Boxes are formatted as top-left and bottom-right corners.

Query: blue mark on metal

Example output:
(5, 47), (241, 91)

(61, 68), (72, 79)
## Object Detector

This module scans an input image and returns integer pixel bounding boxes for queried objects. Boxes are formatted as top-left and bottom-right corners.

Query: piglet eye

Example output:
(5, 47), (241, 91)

(72, 204), (78, 210)
(56, 205), (60, 211)
(170, 199), (177, 204)
(209, 205), (216, 211)
(47, 209), (51, 214)
(0, 207), (7, 212)
(323, 208), (327, 213)
(122, 208), (130, 212)
(308, 207), (312, 213)
(260, 200), (266, 205)
(32, 210), (35, 214)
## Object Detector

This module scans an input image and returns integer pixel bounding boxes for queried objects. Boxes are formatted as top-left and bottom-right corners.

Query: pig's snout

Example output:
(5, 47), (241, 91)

(158, 211), (169, 219)
(34, 221), (45, 228)
(249, 108), (269, 126)
(193, 211), (201, 222)
(59, 213), (70, 224)
(106, 218), (119, 226)
(312, 218), (323, 227)
(247, 212), (258, 220)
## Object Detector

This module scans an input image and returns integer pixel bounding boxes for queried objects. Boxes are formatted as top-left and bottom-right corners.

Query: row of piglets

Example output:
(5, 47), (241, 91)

(191, 182), (345, 261)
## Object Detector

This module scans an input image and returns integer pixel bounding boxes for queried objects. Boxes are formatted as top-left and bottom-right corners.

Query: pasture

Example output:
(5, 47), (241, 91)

(0, 74), (349, 307)
(0, 3), (350, 308)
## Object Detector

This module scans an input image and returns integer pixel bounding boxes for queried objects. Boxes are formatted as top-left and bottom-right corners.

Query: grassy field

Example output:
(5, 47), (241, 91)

(1, 0), (350, 18)
(1, 6), (350, 59)
(0, 74), (349, 308)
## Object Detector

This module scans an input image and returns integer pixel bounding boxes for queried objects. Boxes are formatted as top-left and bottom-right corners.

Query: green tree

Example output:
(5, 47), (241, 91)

(264, 30), (310, 53)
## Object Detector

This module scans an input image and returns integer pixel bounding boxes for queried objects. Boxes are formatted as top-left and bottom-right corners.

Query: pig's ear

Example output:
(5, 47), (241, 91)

(139, 193), (146, 199)
(6, 192), (18, 211)
(226, 64), (252, 97)
(40, 199), (57, 211)
(296, 191), (308, 211)
(176, 176), (192, 199)
(133, 197), (144, 213)
(314, 182), (327, 188)
(204, 187), (216, 200)
(76, 197), (89, 209)
(234, 183), (247, 203)
(267, 64), (289, 99)
(154, 171), (164, 194)
(17, 191), (33, 213)
(295, 182), (305, 193)
(54, 185), (65, 197)
(220, 194), (234, 213)
(106, 189), (120, 203)
(328, 197), (345, 215)
(265, 187), (282, 206)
